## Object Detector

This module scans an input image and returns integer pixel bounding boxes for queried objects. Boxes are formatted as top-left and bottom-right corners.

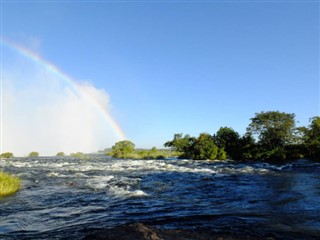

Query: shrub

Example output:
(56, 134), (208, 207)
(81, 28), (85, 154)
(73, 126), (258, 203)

(0, 171), (20, 196)
(0, 152), (14, 158)
(28, 152), (39, 157)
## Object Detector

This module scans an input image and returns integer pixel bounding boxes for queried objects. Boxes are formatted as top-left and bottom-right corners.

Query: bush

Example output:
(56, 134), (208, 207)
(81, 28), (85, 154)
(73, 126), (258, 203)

(0, 171), (20, 196)
(28, 152), (39, 157)
(0, 152), (14, 158)
(56, 152), (65, 157)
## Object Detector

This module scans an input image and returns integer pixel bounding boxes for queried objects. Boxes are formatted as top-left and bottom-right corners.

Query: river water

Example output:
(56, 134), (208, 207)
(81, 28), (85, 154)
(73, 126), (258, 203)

(0, 157), (319, 239)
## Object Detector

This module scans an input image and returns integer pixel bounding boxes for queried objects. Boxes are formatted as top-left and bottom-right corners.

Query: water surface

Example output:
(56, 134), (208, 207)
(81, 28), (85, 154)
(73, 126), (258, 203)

(1, 157), (319, 239)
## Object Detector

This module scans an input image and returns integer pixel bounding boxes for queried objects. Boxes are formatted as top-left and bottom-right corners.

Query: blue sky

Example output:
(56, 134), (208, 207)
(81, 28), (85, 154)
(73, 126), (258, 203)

(2, 1), (319, 149)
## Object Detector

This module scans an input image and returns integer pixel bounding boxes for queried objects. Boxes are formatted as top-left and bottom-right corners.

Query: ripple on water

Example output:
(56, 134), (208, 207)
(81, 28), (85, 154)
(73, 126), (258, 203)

(0, 157), (319, 240)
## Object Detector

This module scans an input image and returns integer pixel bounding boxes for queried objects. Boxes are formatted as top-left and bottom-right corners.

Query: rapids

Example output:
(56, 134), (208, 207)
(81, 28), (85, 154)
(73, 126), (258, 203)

(0, 157), (319, 239)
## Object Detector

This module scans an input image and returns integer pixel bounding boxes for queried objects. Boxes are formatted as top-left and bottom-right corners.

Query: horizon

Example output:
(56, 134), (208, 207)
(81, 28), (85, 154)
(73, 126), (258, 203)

(1, 1), (319, 156)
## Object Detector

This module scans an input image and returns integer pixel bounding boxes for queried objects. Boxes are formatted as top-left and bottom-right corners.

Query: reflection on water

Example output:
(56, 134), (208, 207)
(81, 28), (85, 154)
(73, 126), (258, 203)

(0, 157), (319, 239)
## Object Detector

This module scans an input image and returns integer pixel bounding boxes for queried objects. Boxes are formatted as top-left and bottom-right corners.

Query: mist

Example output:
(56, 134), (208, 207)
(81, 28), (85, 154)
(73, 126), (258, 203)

(1, 47), (123, 156)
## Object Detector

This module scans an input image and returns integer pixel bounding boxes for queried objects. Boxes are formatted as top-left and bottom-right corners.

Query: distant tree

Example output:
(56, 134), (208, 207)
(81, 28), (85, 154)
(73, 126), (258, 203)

(0, 152), (14, 158)
(147, 147), (158, 159)
(28, 152), (39, 157)
(70, 152), (84, 158)
(164, 133), (196, 158)
(213, 127), (242, 160)
(246, 111), (296, 160)
(192, 133), (218, 160)
(165, 134), (193, 152)
(300, 116), (320, 159)
(247, 111), (296, 148)
(56, 152), (65, 157)
(111, 140), (135, 158)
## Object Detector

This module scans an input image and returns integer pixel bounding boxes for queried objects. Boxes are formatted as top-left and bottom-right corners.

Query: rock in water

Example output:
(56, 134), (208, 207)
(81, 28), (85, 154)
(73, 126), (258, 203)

(83, 223), (276, 240)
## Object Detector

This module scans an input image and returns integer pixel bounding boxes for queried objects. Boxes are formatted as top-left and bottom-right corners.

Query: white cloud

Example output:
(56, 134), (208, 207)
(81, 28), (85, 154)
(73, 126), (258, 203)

(1, 49), (121, 156)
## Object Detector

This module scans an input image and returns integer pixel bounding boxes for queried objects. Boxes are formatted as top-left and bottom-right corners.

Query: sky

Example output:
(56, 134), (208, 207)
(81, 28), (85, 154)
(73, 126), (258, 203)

(1, 0), (319, 155)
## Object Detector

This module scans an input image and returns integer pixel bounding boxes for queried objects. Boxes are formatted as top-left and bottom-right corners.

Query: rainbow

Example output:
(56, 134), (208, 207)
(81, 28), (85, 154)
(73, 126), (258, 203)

(1, 37), (127, 141)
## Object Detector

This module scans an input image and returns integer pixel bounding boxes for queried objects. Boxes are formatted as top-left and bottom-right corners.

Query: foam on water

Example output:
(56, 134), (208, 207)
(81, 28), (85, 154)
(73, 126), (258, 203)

(1, 157), (320, 240)
(86, 176), (115, 190)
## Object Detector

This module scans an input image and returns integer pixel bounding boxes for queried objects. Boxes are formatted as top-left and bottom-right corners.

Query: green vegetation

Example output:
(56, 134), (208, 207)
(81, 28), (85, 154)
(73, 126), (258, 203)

(110, 140), (135, 158)
(28, 152), (39, 157)
(0, 152), (14, 158)
(164, 133), (226, 160)
(70, 152), (89, 160)
(56, 152), (65, 157)
(108, 141), (177, 159)
(0, 171), (20, 197)
(165, 111), (320, 161)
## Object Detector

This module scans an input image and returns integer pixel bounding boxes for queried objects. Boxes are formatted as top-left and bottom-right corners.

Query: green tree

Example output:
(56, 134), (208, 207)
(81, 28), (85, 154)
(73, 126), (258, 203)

(213, 127), (242, 160)
(192, 133), (218, 160)
(301, 116), (320, 159)
(56, 152), (65, 157)
(28, 152), (39, 157)
(217, 148), (227, 160)
(0, 152), (14, 158)
(247, 111), (296, 160)
(70, 152), (84, 157)
(111, 140), (135, 158)
(240, 133), (258, 160)
(164, 134), (193, 152)
(164, 133), (196, 158)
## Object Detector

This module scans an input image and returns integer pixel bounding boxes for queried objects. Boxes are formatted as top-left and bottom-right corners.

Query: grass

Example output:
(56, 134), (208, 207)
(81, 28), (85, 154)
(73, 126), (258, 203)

(0, 171), (20, 197)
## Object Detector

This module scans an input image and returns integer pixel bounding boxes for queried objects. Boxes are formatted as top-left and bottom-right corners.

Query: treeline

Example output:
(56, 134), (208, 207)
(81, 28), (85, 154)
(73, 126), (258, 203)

(164, 111), (320, 161)
(108, 141), (177, 159)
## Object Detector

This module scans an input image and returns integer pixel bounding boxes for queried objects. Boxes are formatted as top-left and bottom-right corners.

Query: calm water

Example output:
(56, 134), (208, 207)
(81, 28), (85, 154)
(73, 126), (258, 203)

(0, 157), (320, 239)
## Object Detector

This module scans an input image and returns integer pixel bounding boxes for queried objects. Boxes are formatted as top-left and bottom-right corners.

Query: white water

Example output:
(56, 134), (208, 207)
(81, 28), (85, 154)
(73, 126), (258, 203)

(1, 157), (320, 240)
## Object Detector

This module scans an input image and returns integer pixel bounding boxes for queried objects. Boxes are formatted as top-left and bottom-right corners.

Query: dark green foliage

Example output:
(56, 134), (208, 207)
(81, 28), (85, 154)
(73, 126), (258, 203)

(0, 152), (14, 158)
(213, 127), (242, 160)
(111, 140), (135, 158)
(165, 133), (224, 160)
(300, 117), (320, 159)
(217, 148), (227, 160)
(164, 133), (196, 159)
(192, 133), (218, 160)
(108, 142), (176, 159)
(164, 111), (319, 162)
(247, 111), (296, 147)
(239, 133), (258, 160)
(247, 111), (296, 161)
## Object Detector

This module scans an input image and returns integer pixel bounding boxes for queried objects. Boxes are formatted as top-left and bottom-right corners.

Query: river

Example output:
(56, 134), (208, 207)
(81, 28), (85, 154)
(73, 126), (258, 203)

(0, 157), (319, 239)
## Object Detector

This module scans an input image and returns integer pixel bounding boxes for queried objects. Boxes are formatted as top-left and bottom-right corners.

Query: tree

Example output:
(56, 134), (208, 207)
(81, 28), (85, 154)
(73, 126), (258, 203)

(192, 133), (218, 160)
(56, 152), (65, 157)
(164, 133), (196, 158)
(213, 127), (242, 160)
(240, 133), (258, 160)
(164, 134), (193, 152)
(301, 116), (320, 159)
(217, 148), (227, 160)
(247, 111), (296, 160)
(111, 140), (135, 158)
(28, 152), (39, 157)
(0, 152), (14, 158)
